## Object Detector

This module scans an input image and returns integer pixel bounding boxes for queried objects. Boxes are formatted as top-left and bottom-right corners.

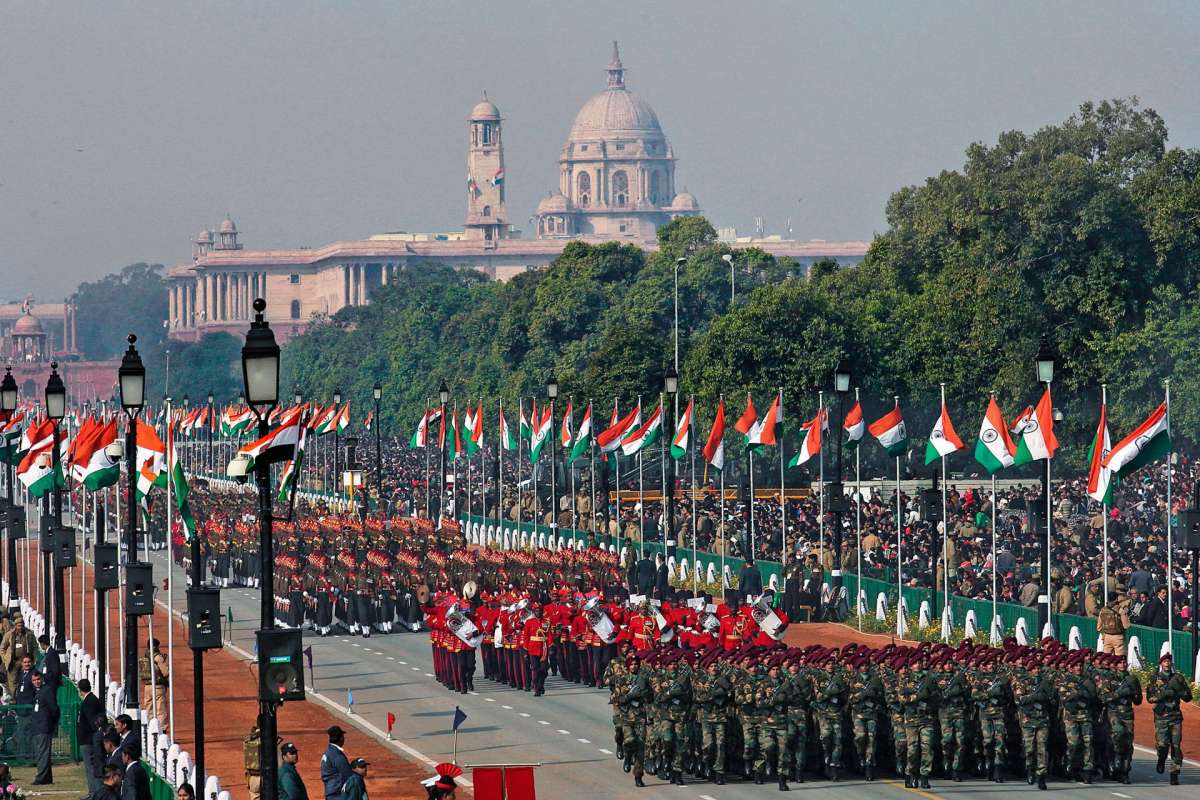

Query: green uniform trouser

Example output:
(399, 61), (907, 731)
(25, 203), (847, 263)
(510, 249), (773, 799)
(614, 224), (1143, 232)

(664, 716), (688, 771)
(1019, 716), (1049, 779)
(1063, 713), (1094, 773)
(755, 716), (789, 774)
(1107, 710), (1134, 774)
(938, 709), (967, 773)
(619, 711), (646, 779)
(650, 710), (672, 770)
(612, 709), (624, 752)
(889, 713), (907, 773)
(1155, 713), (1184, 774)
(904, 719), (935, 778)
(852, 713), (878, 767)
(787, 710), (809, 773)
(699, 714), (726, 776)
(817, 712), (843, 767)
(743, 714), (765, 768)
(980, 712), (1006, 765)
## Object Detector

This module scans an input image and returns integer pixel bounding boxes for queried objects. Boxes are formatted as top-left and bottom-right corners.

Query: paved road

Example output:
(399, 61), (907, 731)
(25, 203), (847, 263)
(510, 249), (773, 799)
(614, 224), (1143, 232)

(147, 551), (1194, 800)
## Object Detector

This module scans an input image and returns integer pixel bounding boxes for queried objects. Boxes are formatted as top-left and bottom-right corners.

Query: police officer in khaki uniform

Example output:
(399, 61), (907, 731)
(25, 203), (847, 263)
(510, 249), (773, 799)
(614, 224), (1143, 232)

(245, 723), (263, 800)
(139, 638), (170, 734)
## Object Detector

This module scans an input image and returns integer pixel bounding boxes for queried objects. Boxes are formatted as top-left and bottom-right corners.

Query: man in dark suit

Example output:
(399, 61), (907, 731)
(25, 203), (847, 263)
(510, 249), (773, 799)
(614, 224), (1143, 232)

(120, 744), (151, 800)
(738, 558), (763, 600)
(653, 553), (669, 599)
(77, 678), (105, 795)
(13, 654), (36, 704)
(107, 714), (136, 769)
(319, 725), (352, 800)
(1142, 585), (1170, 629)
(89, 765), (123, 800)
(29, 670), (59, 784)
(634, 554), (655, 596)
(37, 634), (61, 691)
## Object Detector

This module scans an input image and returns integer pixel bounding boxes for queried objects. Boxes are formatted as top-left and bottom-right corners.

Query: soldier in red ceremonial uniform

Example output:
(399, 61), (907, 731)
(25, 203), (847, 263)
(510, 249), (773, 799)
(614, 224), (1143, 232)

(719, 610), (751, 652)
(522, 603), (551, 696)
(629, 603), (659, 653)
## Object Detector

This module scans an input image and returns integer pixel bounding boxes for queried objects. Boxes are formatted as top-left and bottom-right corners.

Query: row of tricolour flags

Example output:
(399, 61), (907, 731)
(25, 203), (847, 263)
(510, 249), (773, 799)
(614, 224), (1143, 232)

(400, 389), (1171, 505)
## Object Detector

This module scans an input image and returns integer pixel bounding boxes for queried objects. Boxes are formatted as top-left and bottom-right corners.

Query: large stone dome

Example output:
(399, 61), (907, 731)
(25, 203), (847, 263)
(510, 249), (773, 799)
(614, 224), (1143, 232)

(566, 41), (664, 142)
(13, 312), (44, 335)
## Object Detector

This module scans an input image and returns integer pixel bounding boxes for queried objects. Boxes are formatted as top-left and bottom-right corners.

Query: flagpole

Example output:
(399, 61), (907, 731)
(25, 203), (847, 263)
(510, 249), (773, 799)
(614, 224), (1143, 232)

(423, 399), (431, 519)
(498, 399), (504, 545)
(894, 395), (902, 636)
(166, 403), (176, 736)
(1165, 378), (1173, 651)
(1101, 384), (1108, 607)
(690, 394), (697, 595)
(749, 450), (755, 561)
(659, 393), (667, 558)
(116, 457), (124, 690)
(779, 387), (787, 568)
(569, 396), (576, 535)
(818, 390), (825, 564)
(940, 383), (949, 641)
(992, 470), (997, 638)
(612, 399), (620, 554)
(855, 388), (862, 632)
(589, 399), (597, 541)
(637, 395), (644, 560)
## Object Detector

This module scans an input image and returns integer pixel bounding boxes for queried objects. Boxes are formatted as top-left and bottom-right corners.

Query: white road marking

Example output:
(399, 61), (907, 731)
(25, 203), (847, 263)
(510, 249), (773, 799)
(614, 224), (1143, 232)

(387, 657), (395, 661)
(411, 667), (420, 671)
(502, 705), (513, 710)
(598, 748), (612, 755)
(556, 729), (570, 735)
(519, 713), (530, 718)
(399, 660), (407, 665)
(423, 673), (434, 677)
(1113, 794), (1132, 799)
(485, 698), (495, 703)
(699, 795), (718, 800)
(469, 691), (479, 695)
(577, 738), (590, 744)
(538, 720), (549, 725)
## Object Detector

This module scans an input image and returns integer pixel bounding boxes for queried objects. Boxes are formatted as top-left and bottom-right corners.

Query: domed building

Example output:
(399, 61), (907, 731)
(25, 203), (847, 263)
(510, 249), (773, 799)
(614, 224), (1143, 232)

(534, 42), (700, 240)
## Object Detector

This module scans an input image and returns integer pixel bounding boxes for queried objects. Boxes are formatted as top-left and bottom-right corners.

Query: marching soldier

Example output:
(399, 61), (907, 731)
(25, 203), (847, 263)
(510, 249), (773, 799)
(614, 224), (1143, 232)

(693, 659), (730, 785)
(1098, 657), (1140, 785)
(1013, 659), (1053, 790)
(1059, 658), (1097, 783)
(736, 661), (767, 782)
(784, 660), (813, 783)
(522, 603), (550, 696)
(881, 659), (907, 778)
(899, 656), (938, 789)
(814, 659), (846, 780)
(619, 654), (650, 788)
(1146, 652), (1192, 785)
(604, 652), (628, 761)
(848, 657), (884, 781)
(934, 656), (969, 782)
(971, 658), (1009, 782)
(662, 657), (692, 785)
(756, 661), (790, 791)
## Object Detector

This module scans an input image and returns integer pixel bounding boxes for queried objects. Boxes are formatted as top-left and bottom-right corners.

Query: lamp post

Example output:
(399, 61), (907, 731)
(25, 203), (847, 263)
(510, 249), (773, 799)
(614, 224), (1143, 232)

(373, 383), (383, 514)
(664, 366), (678, 557)
(830, 359), (851, 619)
(118, 334), (146, 712)
(547, 375), (558, 543)
(722, 253), (735, 303)
(438, 380), (448, 527)
(45, 363), (67, 652)
(332, 388), (342, 496)
(1, 367), (18, 601)
(241, 298), (281, 800)
(673, 258), (684, 376)
(1034, 334), (1056, 637)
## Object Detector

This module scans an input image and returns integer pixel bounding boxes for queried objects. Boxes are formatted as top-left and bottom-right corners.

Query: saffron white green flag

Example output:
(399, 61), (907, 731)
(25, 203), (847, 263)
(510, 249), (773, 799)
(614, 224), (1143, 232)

(868, 402), (908, 457)
(77, 419), (121, 491)
(1086, 402), (1113, 505)
(842, 402), (864, 450)
(621, 403), (663, 456)
(1102, 401), (1170, 479)
(528, 405), (553, 463)
(703, 399), (726, 470)
(974, 397), (1016, 474)
(787, 408), (825, 468)
(924, 401), (965, 465)
(670, 399), (692, 460)
(569, 402), (593, 464)
(1013, 388), (1058, 465)
(499, 402), (518, 451)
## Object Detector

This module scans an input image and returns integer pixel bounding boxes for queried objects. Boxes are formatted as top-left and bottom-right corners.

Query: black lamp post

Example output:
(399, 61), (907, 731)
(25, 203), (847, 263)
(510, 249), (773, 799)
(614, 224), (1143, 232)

(241, 298), (281, 800)
(664, 366), (678, 557)
(332, 388), (343, 496)
(829, 359), (851, 620)
(438, 380), (449, 527)
(45, 363), (67, 653)
(547, 375), (558, 543)
(1034, 334), (1056, 637)
(1, 367), (19, 601)
(117, 334), (146, 713)
(373, 383), (383, 513)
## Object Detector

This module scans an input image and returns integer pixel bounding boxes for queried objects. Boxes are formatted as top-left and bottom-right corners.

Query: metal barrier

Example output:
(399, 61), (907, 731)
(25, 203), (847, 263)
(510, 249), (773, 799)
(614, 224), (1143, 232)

(0, 681), (82, 765)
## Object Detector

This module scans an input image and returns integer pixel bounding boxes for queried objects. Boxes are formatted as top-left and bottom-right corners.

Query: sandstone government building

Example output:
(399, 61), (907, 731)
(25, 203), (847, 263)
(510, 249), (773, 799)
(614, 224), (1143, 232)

(166, 43), (868, 343)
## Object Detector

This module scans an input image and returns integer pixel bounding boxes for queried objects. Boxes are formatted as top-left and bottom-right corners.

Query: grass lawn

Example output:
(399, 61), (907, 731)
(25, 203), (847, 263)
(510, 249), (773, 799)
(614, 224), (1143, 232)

(4, 760), (90, 797)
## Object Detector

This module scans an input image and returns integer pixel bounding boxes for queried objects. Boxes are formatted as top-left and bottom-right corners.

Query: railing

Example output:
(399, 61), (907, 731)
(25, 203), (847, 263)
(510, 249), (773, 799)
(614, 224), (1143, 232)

(458, 513), (1196, 678)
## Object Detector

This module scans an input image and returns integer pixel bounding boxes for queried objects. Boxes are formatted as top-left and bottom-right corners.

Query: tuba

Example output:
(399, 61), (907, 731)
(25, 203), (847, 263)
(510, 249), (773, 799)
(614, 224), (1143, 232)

(652, 601), (676, 644)
(750, 595), (785, 640)
(582, 596), (617, 644)
(445, 603), (484, 648)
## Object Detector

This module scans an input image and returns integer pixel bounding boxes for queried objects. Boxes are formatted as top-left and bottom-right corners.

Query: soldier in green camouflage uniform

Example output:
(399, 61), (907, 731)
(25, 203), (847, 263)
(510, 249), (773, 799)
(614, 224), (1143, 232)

(730, 658), (754, 779)
(648, 661), (673, 780)
(814, 659), (847, 780)
(970, 658), (1010, 782)
(604, 655), (628, 760)
(1097, 658), (1140, 785)
(1059, 659), (1098, 782)
(1146, 652), (1193, 785)
(784, 661), (814, 783)
(881, 663), (908, 777)
(1012, 660), (1053, 790)
(756, 662), (792, 791)
(693, 660), (731, 785)
(663, 659), (693, 785)
(847, 658), (885, 781)
(617, 655), (650, 787)
(899, 657), (939, 789)
(934, 657), (970, 781)
(735, 661), (766, 781)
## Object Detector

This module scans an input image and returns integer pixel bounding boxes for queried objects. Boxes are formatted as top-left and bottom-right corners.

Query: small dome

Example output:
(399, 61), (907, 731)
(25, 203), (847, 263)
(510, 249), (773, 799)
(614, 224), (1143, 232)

(195, 229), (212, 244)
(669, 192), (699, 211)
(536, 192), (573, 214)
(219, 216), (237, 234)
(13, 312), (44, 335)
(470, 98), (500, 121)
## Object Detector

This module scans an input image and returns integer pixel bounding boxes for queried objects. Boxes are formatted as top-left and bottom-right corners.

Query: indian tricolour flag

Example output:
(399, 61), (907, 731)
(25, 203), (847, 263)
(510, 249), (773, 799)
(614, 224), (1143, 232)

(559, 399), (574, 450)
(974, 397), (1016, 474)
(745, 391), (782, 450)
(788, 408), (825, 468)
(528, 405), (553, 463)
(569, 402), (593, 464)
(238, 406), (302, 469)
(277, 423), (308, 504)
(17, 441), (61, 498)
(1087, 401), (1113, 505)
(670, 399), (692, 460)
(621, 402), (663, 456)
(843, 401), (864, 450)
(703, 399), (726, 470)
(491, 168), (505, 187)
(409, 407), (440, 448)
(76, 418), (121, 491)
(333, 403), (350, 434)
(868, 401), (908, 457)
(924, 401), (964, 465)
(466, 401), (483, 456)
(1013, 388), (1058, 465)
(499, 402), (518, 451)
(1102, 401), (1170, 479)
(598, 403), (639, 454)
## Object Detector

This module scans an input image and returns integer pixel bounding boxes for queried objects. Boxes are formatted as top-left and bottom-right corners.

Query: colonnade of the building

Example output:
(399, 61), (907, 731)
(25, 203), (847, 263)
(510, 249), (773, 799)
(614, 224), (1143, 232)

(169, 271), (268, 328)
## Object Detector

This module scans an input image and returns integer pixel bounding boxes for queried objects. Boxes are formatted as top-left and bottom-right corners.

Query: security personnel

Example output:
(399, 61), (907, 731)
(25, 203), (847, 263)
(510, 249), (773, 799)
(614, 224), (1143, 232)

(139, 639), (170, 734)
(756, 660), (791, 791)
(848, 657), (884, 781)
(663, 658), (692, 785)
(899, 656), (939, 789)
(971, 658), (1010, 782)
(1013, 660), (1053, 791)
(244, 724), (263, 800)
(814, 659), (846, 780)
(1059, 659), (1097, 783)
(784, 660), (814, 783)
(736, 661), (767, 782)
(1146, 652), (1192, 785)
(693, 659), (730, 785)
(933, 656), (969, 782)
(603, 654), (628, 761)
(1098, 658), (1141, 785)
(619, 655), (650, 788)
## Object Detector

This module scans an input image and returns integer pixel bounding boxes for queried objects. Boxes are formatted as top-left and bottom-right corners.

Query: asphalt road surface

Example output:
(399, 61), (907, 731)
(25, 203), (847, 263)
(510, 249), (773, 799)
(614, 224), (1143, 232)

(149, 551), (1195, 800)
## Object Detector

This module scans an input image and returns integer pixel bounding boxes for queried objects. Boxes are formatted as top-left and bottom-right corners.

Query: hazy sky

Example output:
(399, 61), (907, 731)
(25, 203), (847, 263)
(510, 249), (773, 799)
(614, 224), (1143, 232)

(2, 1), (1198, 299)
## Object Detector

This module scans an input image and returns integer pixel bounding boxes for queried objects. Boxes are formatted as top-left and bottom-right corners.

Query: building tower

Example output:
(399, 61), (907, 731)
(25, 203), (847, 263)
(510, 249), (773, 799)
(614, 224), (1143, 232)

(215, 215), (241, 250)
(464, 94), (507, 243)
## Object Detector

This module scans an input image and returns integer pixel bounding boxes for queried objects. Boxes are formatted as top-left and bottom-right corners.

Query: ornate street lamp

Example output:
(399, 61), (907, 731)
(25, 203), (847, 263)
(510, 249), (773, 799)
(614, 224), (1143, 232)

(373, 383), (383, 513)
(664, 366), (678, 557)
(44, 364), (67, 652)
(1034, 334), (1057, 637)
(117, 335), (145, 717)
(547, 375), (559, 543)
(1, 367), (19, 601)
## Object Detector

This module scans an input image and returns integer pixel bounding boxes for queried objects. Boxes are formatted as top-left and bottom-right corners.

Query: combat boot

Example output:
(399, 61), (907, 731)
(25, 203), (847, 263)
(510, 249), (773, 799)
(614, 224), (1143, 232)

(904, 775), (914, 788)
(778, 774), (789, 791)
(1121, 770), (1131, 785)
(1157, 748), (1168, 774)
(992, 762), (1004, 783)
(634, 775), (645, 788)
(1170, 773), (1180, 786)
(1027, 772), (1036, 785)
(755, 766), (765, 785)
(1082, 770), (1092, 784)
(864, 764), (874, 781)
(615, 745), (624, 761)
(920, 776), (930, 789)
(622, 756), (632, 773)
(952, 769), (962, 782)
(1037, 776), (1046, 790)
(675, 770), (686, 787)
(714, 772), (725, 785)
